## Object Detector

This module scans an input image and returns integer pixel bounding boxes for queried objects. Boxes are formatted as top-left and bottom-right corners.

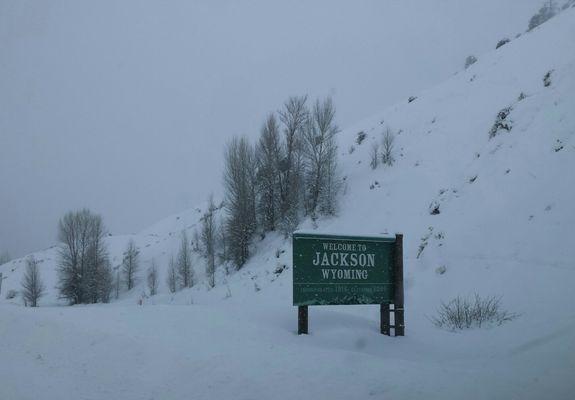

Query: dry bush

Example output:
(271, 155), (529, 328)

(431, 294), (518, 330)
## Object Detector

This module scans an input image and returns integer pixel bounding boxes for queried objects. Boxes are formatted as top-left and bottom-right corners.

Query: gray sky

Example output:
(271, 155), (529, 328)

(0, 0), (541, 257)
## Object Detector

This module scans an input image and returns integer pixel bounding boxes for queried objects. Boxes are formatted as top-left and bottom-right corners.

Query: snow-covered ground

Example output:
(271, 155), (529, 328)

(1, 5), (575, 400)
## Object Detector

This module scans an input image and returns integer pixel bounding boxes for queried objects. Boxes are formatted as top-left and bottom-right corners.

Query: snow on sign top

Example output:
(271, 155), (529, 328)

(292, 232), (398, 306)
(293, 230), (397, 241)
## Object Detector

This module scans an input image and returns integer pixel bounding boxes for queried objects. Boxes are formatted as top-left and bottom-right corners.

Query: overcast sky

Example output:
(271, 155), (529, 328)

(0, 0), (541, 258)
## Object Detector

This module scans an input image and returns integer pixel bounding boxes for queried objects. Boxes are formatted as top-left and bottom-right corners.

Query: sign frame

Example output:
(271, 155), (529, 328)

(292, 232), (404, 336)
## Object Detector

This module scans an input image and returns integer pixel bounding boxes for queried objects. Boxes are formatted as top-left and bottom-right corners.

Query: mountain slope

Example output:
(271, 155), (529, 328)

(1, 6), (575, 400)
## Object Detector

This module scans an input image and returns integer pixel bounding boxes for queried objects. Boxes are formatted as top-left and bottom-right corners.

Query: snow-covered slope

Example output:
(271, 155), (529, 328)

(1, 6), (575, 400)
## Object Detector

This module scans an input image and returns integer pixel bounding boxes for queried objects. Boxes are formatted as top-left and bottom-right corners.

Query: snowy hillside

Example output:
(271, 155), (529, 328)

(2, 5), (575, 400)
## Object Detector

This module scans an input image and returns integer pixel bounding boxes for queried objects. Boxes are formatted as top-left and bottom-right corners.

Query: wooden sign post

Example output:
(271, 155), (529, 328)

(293, 232), (404, 336)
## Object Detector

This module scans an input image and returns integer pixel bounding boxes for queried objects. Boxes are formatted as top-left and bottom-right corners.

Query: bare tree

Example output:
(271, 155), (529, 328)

(21, 256), (45, 307)
(147, 260), (159, 296)
(302, 97), (340, 216)
(0, 251), (10, 265)
(86, 218), (110, 304)
(166, 256), (177, 293)
(223, 136), (256, 268)
(192, 229), (201, 253)
(57, 209), (110, 304)
(255, 114), (282, 232)
(98, 260), (114, 303)
(115, 269), (121, 299)
(317, 140), (340, 216)
(381, 128), (395, 166)
(370, 142), (379, 169)
(278, 96), (308, 233)
(217, 217), (229, 265)
(201, 195), (216, 288)
(177, 231), (194, 288)
(122, 240), (139, 291)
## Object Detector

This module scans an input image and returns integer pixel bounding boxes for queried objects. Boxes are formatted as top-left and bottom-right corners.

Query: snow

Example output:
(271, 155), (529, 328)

(1, 5), (575, 400)
(294, 230), (397, 240)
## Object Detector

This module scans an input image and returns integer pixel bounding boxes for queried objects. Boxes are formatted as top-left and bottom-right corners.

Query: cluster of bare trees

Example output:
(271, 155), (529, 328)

(222, 95), (341, 269)
(57, 211), (163, 303)
(50, 97), (342, 298)
(57, 209), (113, 304)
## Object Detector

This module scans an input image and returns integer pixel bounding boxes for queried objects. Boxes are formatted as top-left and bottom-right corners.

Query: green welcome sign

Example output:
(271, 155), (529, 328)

(293, 231), (405, 336)
(293, 232), (395, 305)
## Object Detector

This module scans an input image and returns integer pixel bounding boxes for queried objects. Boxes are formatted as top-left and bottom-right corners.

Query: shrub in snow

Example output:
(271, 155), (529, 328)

(356, 131), (367, 145)
(528, 1), (557, 31)
(464, 55), (477, 69)
(431, 294), (518, 330)
(517, 92), (527, 101)
(543, 70), (553, 87)
(435, 265), (447, 275)
(381, 128), (395, 166)
(429, 201), (441, 215)
(6, 289), (17, 299)
(274, 264), (286, 275)
(370, 142), (379, 169)
(495, 38), (510, 49)
(489, 106), (513, 138)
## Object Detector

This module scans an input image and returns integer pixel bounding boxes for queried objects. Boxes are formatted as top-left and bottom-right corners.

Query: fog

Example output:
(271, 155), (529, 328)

(0, 0), (540, 257)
